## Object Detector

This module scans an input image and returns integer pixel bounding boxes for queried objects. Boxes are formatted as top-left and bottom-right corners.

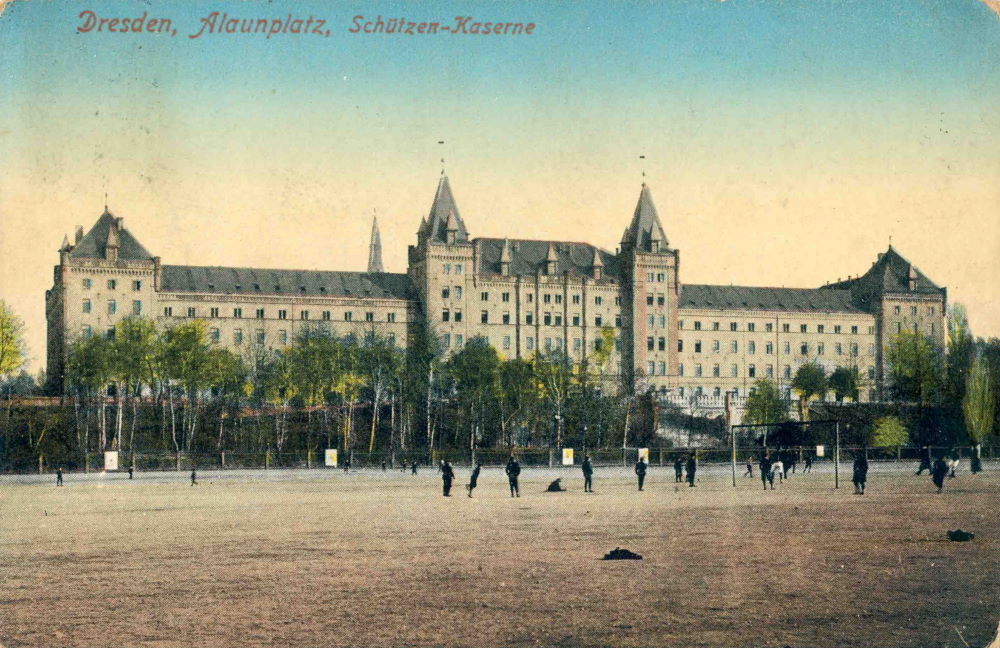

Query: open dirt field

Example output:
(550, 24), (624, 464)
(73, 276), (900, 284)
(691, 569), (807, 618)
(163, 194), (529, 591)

(2, 463), (999, 648)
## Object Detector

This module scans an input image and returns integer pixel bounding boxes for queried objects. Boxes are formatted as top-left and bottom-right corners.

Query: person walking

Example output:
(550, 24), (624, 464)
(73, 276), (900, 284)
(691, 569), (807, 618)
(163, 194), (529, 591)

(582, 455), (594, 493)
(505, 456), (521, 498)
(466, 461), (482, 498)
(190, 469), (198, 486)
(760, 450), (774, 490)
(931, 456), (948, 493)
(804, 452), (813, 473)
(915, 447), (932, 476)
(685, 453), (697, 488)
(411, 461), (418, 475)
(743, 457), (753, 478)
(852, 452), (869, 495)
(56, 467), (63, 487)
(673, 455), (684, 483)
(441, 460), (455, 496)
(635, 458), (648, 491)
(128, 466), (134, 480)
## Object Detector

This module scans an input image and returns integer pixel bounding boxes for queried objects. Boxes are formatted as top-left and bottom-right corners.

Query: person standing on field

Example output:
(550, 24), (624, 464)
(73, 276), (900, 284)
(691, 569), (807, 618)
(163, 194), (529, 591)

(190, 469), (198, 486)
(931, 456), (948, 494)
(582, 455), (594, 493)
(852, 452), (869, 495)
(505, 456), (521, 498)
(56, 467), (63, 487)
(685, 453), (697, 487)
(743, 457), (753, 478)
(466, 461), (482, 498)
(441, 460), (455, 497)
(635, 458), (648, 491)
(128, 466), (134, 480)
(673, 455), (684, 483)
(804, 452), (813, 473)
(411, 461), (418, 475)
(915, 446), (932, 476)
(760, 451), (773, 490)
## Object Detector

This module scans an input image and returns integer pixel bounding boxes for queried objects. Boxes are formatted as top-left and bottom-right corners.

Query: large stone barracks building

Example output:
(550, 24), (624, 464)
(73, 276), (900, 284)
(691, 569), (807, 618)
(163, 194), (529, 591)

(47, 175), (947, 401)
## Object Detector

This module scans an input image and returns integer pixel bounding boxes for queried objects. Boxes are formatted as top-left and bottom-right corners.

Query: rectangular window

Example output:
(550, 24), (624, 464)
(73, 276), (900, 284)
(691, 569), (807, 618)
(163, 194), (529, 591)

(834, 325), (842, 334)
(783, 342), (791, 354)
(132, 300), (142, 315)
(301, 311), (310, 320)
(388, 334), (396, 346)
(928, 306), (935, 315)
(595, 316), (602, 327)
(83, 299), (91, 314)
(574, 338), (582, 351)
(678, 363), (685, 377)
(544, 312), (552, 326)
(658, 337), (666, 351)
(712, 364), (720, 377)
(544, 294), (551, 304)
(800, 343), (808, 355)
(595, 296), (603, 305)
(210, 307), (220, 318)
(694, 340), (702, 353)
(911, 306), (917, 316)
(766, 323), (773, 333)
(658, 361), (666, 375)
(766, 365), (773, 378)
(616, 315), (623, 328)
(526, 337), (534, 350)
(454, 287), (463, 299)
(836, 343), (843, 355)
(572, 314), (580, 327)
(526, 314), (533, 325)
(454, 264), (463, 275)
(647, 272), (654, 282)
(163, 306), (172, 317)
(387, 312), (396, 323)
(454, 310), (462, 322)
(817, 325), (825, 334)
(730, 322), (737, 331)
(896, 322), (902, 333)
(233, 308), (242, 318)
(443, 310), (450, 322)
(108, 300), (117, 315)
(784, 365), (791, 379)
(210, 328), (220, 343)
(555, 294), (562, 304)
(712, 340), (720, 352)
(503, 312), (511, 325)
(365, 312), (374, 322)
(256, 308), (265, 319)
(82, 325), (92, 337)
(817, 343), (824, 355)
(481, 310), (489, 324)
(782, 323), (790, 333)
(894, 305), (901, 315)
(527, 294), (534, 303)
(279, 330), (288, 345)
(647, 337), (655, 351)
(345, 312), (353, 321)
(502, 292), (510, 303)
(748, 323), (755, 332)
(648, 361), (656, 376)
(503, 335), (511, 350)
(278, 310), (287, 320)
(868, 326), (875, 335)
(234, 329), (243, 345)
(481, 291), (489, 301)
(868, 367), (876, 379)
(572, 294), (580, 305)
(695, 364), (703, 377)
(868, 343), (875, 356)
(442, 333), (451, 348)
(545, 338), (553, 351)
(677, 339), (684, 352)
(850, 343), (858, 357)
(106, 327), (115, 340)
(322, 311), (331, 321)
(256, 329), (265, 344)
(657, 294), (665, 306)
(730, 341), (738, 353)
(554, 314), (562, 326)
(748, 364), (756, 378)
(800, 324), (808, 333)
(107, 279), (117, 290)
(712, 322), (720, 331)
(694, 321), (702, 331)
(442, 287), (450, 299)
(851, 325), (858, 334)
(83, 278), (92, 289)
(678, 320), (684, 330)
(132, 280), (142, 291)
(657, 315), (665, 329)
(748, 341), (756, 354)
(930, 323), (935, 335)
(765, 342), (773, 354)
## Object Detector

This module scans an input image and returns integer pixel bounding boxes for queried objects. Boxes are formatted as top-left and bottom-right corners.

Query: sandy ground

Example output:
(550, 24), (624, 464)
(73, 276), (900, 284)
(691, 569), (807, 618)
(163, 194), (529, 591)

(1, 463), (998, 648)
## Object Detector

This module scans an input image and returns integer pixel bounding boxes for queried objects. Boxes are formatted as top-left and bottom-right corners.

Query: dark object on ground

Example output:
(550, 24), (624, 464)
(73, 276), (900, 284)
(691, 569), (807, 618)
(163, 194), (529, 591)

(545, 478), (565, 492)
(603, 547), (642, 560)
(947, 529), (974, 542)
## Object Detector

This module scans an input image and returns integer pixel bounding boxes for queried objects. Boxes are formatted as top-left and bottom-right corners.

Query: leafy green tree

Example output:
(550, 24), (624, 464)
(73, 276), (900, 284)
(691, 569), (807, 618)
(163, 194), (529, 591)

(264, 347), (298, 452)
(65, 333), (114, 456)
(110, 316), (158, 460)
(744, 379), (788, 427)
(945, 304), (975, 405)
(791, 361), (828, 419)
(533, 349), (575, 448)
(446, 337), (501, 451)
(162, 321), (213, 453)
(870, 416), (908, 447)
(497, 358), (536, 448)
(404, 320), (442, 450)
(886, 330), (944, 446)
(206, 347), (247, 451)
(963, 356), (996, 473)
(0, 300), (25, 381)
(829, 366), (860, 403)
(358, 331), (404, 452)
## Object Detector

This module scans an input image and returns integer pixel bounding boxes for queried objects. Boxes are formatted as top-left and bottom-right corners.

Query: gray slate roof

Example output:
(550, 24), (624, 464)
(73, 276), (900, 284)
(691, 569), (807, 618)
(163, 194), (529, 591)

(160, 266), (413, 300)
(680, 284), (864, 313)
(823, 247), (944, 311)
(476, 238), (618, 278)
(623, 184), (669, 252)
(421, 175), (470, 244)
(70, 211), (154, 261)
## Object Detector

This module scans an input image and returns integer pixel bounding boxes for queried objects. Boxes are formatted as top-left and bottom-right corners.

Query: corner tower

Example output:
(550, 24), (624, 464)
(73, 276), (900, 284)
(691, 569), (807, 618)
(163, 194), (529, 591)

(618, 183), (680, 393)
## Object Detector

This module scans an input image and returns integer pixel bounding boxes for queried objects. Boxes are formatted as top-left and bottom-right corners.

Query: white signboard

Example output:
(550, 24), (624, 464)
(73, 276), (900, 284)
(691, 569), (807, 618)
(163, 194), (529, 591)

(561, 448), (574, 465)
(104, 451), (119, 471)
(324, 449), (338, 467)
(816, 445), (825, 458)
(638, 448), (650, 462)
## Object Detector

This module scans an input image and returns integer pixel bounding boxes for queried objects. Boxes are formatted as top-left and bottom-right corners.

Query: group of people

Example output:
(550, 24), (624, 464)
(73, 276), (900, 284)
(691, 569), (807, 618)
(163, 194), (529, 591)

(671, 454), (698, 487)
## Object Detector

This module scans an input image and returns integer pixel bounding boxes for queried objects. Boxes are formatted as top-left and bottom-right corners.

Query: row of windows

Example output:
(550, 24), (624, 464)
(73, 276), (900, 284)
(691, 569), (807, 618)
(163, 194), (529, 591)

(82, 324), (399, 348)
(82, 299), (142, 316)
(893, 305), (936, 316)
(446, 309), (620, 328)
(679, 320), (871, 335)
(161, 306), (397, 323)
(676, 363), (877, 380)
(677, 339), (871, 357)
(671, 385), (879, 401)
(438, 334), (622, 353)
(645, 294), (667, 306)
(445, 283), (620, 308)
(81, 278), (142, 291)
(645, 272), (669, 283)
(895, 321), (935, 335)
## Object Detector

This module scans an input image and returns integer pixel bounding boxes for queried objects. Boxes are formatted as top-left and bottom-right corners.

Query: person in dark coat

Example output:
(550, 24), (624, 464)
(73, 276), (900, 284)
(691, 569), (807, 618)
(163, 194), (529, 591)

(852, 452), (869, 495)
(804, 452), (813, 473)
(743, 457), (753, 478)
(673, 456), (684, 483)
(685, 453), (697, 487)
(931, 456), (948, 493)
(190, 469), (198, 486)
(128, 466), (134, 480)
(760, 451), (773, 490)
(56, 467), (63, 487)
(635, 458), (648, 491)
(915, 447), (932, 476)
(582, 455), (594, 492)
(505, 456), (521, 498)
(441, 460), (455, 496)
(411, 461), (418, 475)
(466, 462), (482, 497)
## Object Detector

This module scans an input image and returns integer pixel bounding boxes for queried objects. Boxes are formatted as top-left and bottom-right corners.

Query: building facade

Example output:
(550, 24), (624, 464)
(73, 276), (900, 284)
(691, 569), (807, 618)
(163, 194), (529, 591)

(47, 175), (947, 401)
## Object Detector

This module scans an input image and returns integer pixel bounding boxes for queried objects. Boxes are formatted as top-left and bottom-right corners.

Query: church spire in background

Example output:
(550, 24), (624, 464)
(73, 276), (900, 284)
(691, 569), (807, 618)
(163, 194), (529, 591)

(367, 212), (384, 273)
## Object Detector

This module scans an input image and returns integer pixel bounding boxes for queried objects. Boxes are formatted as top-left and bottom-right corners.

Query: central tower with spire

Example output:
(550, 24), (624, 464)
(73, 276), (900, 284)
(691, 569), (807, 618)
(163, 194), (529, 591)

(367, 214), (384, 273)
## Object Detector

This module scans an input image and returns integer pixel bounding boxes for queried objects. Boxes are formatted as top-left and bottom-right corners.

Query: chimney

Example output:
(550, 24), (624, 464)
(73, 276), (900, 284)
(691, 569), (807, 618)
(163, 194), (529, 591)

(74, 226), (84, 245)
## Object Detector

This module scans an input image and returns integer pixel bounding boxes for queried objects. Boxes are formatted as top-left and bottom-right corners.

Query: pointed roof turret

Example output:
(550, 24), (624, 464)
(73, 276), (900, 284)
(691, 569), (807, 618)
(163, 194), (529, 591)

(591, 246), (603, 268)
(60, 234), (71, 252)
(367, 215), (384, 274)
(70, 209), (154, 261)
(500, 238), (512, 263)
(105, 222), (120, 249)
(545, 241), (558, 262)
(623, 183), (669, 252)
(422, 175), (469, 244)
